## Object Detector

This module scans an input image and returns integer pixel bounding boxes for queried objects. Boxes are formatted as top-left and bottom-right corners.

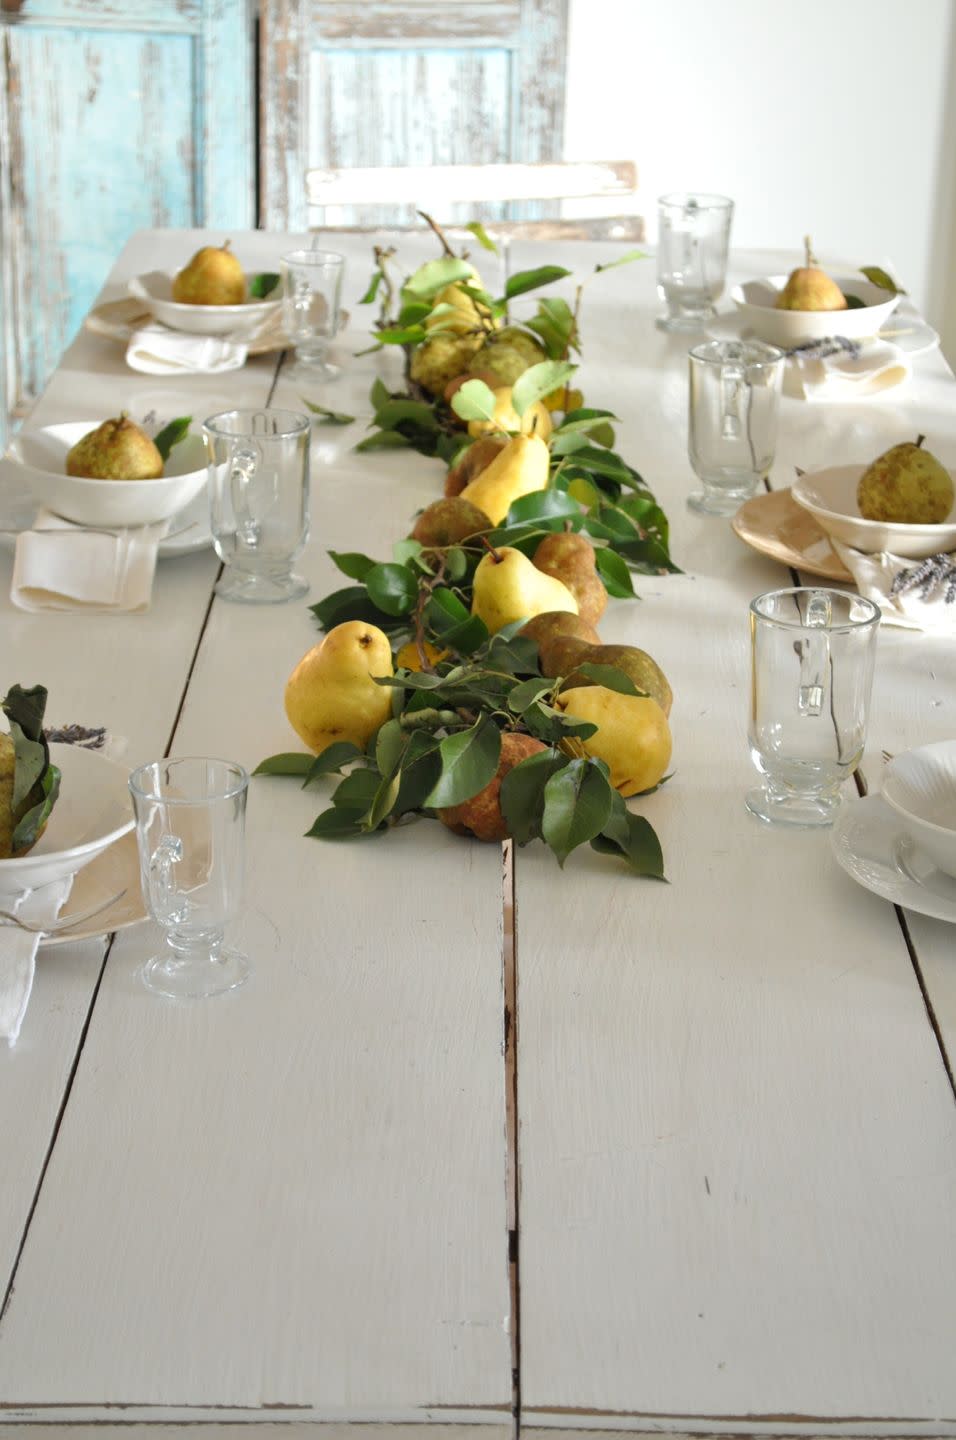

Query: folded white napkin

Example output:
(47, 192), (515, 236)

(11, 509), (167, 613)
(1, 875), (73, 1045)
(833, 539), (956, 632)
(785, 340), (911, 403)
(125, 323), (247, 375)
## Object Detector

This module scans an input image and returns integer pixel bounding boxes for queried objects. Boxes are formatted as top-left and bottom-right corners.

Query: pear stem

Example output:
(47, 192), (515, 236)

(418, 210), (456, 259)
(916, 434), (926, 448)
(479, 535), (503, 563)
(804, 236), (815, 268)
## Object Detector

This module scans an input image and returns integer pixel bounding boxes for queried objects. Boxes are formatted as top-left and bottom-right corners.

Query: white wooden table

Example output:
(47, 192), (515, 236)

(1, 229), (955, 1439)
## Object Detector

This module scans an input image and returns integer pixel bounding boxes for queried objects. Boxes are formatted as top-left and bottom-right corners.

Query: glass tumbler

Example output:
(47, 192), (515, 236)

(281, 248), (345, 379)
(747, 588), (881, 828)
(687, 340), (784, 515)
(129, 757), (250, 1000)
(203, 408), (311, 604)
(656, 192), (734, 332)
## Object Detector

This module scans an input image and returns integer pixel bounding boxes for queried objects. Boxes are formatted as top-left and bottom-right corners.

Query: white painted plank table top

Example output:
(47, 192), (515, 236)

(0, 230), (954, 1435)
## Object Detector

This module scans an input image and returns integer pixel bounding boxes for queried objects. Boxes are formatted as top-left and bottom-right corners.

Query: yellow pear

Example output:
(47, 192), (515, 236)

(172, 240), (245, 306)
(776, 237), (846, 312)
(459, 433), (550, 525)
(468, 386), (553, 442)
(555, 686), (672, 797)
(472, 546), (578, 633)
(284, 621), (393, 756)
(425, 280), (482, 337)
(65, 414), (163, 480)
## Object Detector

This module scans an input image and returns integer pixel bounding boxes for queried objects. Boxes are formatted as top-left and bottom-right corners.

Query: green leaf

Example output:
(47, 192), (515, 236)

(567, 445), (633, 481)
(397, 300), (432, 326)
(11, 763), (60, 853)
(427, 586), (470, 624)
(329, 550), (376, 582)
(394, 730), (442, 813)
(539, 296), (574, 327)
(499, 747), (566, 845)
(249, 271), (281, 298)
(860, 264), (906, 295)
(541, 758), (614, 866)
(505, 265), (571, 300)
(512, 361), (576, 418)
(332, 769), (382, 811)
(484, 632), (540, 676)
(392, 538), (424, 567)
(571, 663), (642, 696)
(504, 488), (584, 527)
(310, 585), (401, 632)
(355, 429), (413, 453)
(374, 324), (429, 345)
(253, 752), (314, 778)
(404, 257), (475, 300)
(594, 546), (636, 597)
(550, 431), (590, 458)
(554, 407), (619, 436)
(591, 810), (666, 880)
(306, 807), (368, 840)
(450, 379), (498, 424)
(7, 717), (46, 812)
(304, 743), (364, 784)
(2, 683), (47, 744)
(507, 677), (554, 713)
(525, 314), (570, 359)
(375, 718), (405, 779)
(358, 270), (383, 305)
(442, 545), (469, 583)
(363, 769), (401, 830)
(372, 399), (440, 430)
(594, 248), (647, 273)
(842, 294), (866, 310)
(465, 221), (498, 253)
(365, 563), (419, 616)
(370, 378), (390, 410)
(153, 416), (192, 462)
(302, 400), (356, 425)
(425, 716), (502, 809)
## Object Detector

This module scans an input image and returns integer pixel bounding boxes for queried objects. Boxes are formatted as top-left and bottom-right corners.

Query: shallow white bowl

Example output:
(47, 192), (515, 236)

(0, 744), (134, 901)
(882, 741), (956, 878)
(791, 464), (956, 559)
(9, 422), (207, 527)
(129, 270), (281, 337)
(732, 275), (901, 348)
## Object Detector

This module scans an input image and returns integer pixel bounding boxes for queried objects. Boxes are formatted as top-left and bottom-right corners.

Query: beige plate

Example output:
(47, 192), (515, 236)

(86, 298), (290, 356)
(41, 829), (146, 948)
(732, 486), (852, 583)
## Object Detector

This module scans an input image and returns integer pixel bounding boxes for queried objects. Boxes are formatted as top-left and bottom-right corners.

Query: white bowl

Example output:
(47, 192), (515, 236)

(791, 464), (956, 559)
(0, 744), (134, 901)
(9, 421), (207, 527)
(129, 270), (282, 338)
(882, 741), (956, 878)
(732, 275), (901, 348)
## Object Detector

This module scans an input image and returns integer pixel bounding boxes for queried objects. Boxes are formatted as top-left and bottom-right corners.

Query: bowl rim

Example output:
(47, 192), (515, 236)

(0, 743), (134, 875)
(791, 464), (956, 537)
(11, 421), (205, 489)
(882, 742), (956, 841)
(732, 274), (900, 315)
(130, 270), (282, 317)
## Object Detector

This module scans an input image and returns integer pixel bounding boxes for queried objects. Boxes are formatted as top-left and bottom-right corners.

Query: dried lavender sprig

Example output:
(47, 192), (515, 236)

(44, 724), (107, 749)
(785, 336), (862, 361)
(890, 554), (956, 602)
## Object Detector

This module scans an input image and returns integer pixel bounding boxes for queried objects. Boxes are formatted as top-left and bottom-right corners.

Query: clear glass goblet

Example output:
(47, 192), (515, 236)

(281, 248), (345, 381)
(129, 757), (250, 1000)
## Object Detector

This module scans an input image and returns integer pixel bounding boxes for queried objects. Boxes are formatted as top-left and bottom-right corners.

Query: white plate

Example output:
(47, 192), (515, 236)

(831, 793), (956, 924)
(159, 489), (213, 557)
(791, 463), (956, 559)
(707, 305), (940, 358)
(129, 271), (282, 338)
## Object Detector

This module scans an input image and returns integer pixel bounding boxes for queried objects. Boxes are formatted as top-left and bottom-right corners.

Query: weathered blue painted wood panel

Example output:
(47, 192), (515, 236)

(0, 0), (254, 449)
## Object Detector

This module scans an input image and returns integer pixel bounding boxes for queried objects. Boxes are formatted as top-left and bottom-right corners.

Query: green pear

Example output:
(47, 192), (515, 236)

(470, 328), (547, 387)
(857, 435), (954, 524)
(65, 414), (163, 480)
(518, 612), (601, 675)
(172, 240), (245, 306)
(410, 332), (483, 396)
(409, 497), (491, 549)
(459, 433), (550, 525)
(472, 546), (578, 633)
(776, 237), (847, 312)
(555, 686), (672, 797)
(284, 621), (393, 756)
(561, 643), (672, 717)
(533, 532), (607, 626)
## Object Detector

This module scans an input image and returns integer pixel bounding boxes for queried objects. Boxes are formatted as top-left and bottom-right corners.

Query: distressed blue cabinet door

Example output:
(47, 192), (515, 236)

(260, 0), (569, 231)
(0, 0), (255, 444)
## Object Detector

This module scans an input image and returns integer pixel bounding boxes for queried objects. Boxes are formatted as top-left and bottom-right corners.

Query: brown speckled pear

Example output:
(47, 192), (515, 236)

(776, 237), (847, 313)
(857, 435), (954, 524)
(171, 240), (245, 306)
(65, 414), (163, 481)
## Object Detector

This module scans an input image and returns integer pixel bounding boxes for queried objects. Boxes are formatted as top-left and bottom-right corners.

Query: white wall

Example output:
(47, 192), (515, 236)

(563, 0), (956, 361)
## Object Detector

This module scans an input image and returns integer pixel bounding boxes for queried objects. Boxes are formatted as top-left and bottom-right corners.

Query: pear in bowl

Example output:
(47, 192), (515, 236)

(66, 414), (163, 481)
(856, 436), (954, 525)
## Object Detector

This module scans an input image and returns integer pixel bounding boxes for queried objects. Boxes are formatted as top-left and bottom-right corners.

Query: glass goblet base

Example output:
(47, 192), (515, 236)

(656, 309), (716, 333)
(289, 347), (341, 383)
(215, 568), (309, 605)
(687, 482), (757, 517)
(141, 944), (251, 1001)
(745, 784), (843, 828)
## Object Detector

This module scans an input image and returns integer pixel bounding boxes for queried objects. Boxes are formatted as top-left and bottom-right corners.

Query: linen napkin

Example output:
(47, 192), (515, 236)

(784, 340), (911, 403)
(0, 875), (73, 1045)
(11, 509), (167, 613)
(125, 322), (248, 375)
(832, 540), (956, 633)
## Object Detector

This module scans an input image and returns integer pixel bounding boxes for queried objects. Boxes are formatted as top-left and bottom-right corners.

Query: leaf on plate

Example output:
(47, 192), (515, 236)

(153, 416), (192, 461)
(249, 272), (281, 299)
